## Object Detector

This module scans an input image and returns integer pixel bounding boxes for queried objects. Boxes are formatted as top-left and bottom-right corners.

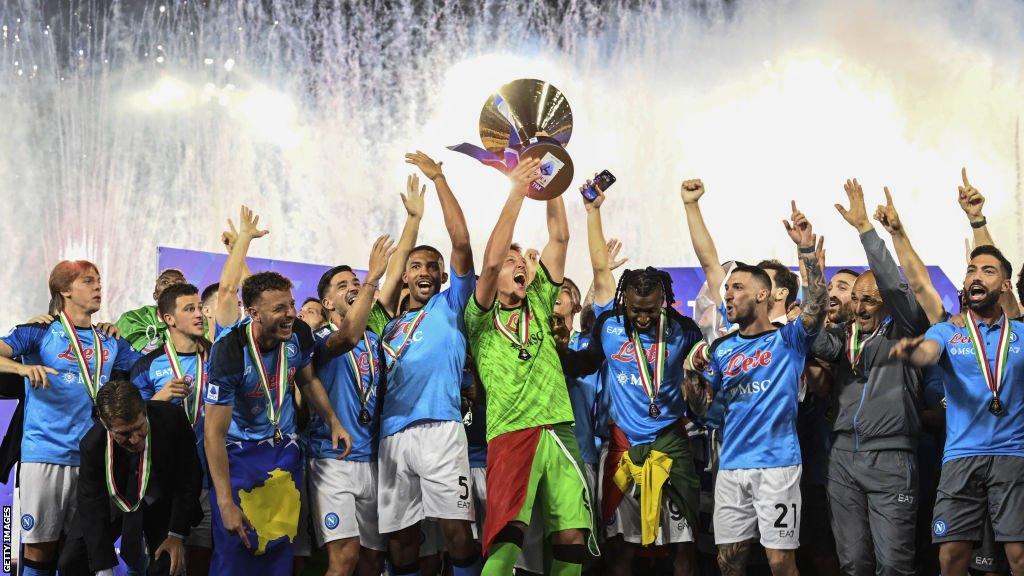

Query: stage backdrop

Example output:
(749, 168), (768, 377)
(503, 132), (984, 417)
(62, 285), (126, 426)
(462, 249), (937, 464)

(0, 250), (959, 574)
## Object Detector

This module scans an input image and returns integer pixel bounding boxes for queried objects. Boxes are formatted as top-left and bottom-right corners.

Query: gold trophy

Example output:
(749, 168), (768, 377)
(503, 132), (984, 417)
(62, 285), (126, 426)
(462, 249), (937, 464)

(449, 78), (574, 200)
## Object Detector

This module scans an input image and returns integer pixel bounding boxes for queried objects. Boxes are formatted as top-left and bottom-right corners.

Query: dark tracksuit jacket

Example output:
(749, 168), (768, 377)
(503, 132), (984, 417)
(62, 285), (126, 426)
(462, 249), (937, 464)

(811, 229), (930, 576)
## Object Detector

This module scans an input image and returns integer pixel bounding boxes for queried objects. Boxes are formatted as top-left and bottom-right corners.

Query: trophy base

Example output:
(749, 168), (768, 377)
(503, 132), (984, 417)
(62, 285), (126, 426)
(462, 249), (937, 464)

(519, 139), (574, 200)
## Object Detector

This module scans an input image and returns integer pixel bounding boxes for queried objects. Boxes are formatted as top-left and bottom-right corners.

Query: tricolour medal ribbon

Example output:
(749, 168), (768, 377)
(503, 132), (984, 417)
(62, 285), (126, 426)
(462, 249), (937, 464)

(57, 311), (104, 402)
(164, 340), (206, 427)
(631, 311), (666, 418)
(964, 310), (1011, 415)
(245, 323), (288, 440)
(382, 308), (428, 371)
(104, 425), (152, 513)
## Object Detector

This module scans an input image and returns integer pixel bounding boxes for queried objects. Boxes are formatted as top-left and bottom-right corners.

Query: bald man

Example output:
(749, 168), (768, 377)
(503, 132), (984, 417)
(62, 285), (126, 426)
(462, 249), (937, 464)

(810, 180), (931, 576)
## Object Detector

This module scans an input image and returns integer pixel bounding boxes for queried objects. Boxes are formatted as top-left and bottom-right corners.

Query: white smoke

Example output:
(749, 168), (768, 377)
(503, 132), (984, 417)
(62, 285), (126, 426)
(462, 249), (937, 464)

(0, 0), (1022, 322)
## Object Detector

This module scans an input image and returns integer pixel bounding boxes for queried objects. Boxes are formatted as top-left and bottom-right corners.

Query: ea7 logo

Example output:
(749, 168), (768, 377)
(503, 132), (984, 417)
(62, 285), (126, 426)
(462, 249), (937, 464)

(605, 325), (625, 336)
(723, 350), (773, 377)
(898, 493), (915, 504)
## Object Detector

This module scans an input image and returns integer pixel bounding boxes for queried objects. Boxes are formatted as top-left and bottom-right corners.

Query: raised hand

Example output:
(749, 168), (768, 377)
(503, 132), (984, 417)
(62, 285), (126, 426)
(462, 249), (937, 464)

(814, 235), (826, 274)
(873, 186), (904, 235)
(402, 174), (426, 219)
(680, 179), (705, 205)
(835, 178), (872, 233)
(783, 200), (816, 248)
(581, 176), (606, 212)
(509, 157), (542, 194)
(221, 221), (238, 252)
(607, 238), (629, 271)
(957, 167), (985, 223)
(366, 235), (397, 284)
(405, 150), (444, 181)
(237, 205), (269, 241)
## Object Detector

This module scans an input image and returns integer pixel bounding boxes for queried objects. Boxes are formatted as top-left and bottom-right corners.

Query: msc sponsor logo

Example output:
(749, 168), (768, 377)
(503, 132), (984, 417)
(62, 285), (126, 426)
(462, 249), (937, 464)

(729, 379), (773, 396)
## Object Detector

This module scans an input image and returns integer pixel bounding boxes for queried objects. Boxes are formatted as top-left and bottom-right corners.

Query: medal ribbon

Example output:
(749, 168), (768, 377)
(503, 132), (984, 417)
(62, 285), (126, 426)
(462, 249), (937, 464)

(631, 311), (667, 406)
(245, 323), (288, 431)
(57, 311), (104, 402)
(964, 310), (1011, 400)
(164, 340), (206, 427)
(104, 424), (153, 513)
(382, 308), (428, 369)
(846, 320), (886, 372)
(492, 301), (530, 350)
(345, 332), (375, 408)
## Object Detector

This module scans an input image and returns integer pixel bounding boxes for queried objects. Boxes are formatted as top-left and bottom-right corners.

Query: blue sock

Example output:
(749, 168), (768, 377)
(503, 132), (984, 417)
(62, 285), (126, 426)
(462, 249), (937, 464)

(21, 563), (54, 576)
(452, 555), (483, 576)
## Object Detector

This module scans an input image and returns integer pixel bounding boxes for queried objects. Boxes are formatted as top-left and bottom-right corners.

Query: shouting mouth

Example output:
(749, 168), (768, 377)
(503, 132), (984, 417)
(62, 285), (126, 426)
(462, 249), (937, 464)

(968, 282), (988, 303)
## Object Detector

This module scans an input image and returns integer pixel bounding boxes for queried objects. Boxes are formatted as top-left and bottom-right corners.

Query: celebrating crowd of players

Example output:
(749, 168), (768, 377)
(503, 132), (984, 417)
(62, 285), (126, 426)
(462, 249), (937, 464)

(0, 153), (1021, 576)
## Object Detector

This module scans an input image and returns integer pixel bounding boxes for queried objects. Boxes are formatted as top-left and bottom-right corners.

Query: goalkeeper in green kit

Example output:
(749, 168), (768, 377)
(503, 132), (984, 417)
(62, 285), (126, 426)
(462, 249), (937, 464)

(464, 157), (598, 576)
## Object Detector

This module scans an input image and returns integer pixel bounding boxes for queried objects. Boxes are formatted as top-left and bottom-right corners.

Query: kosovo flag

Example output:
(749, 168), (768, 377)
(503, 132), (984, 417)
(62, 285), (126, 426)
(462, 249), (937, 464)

(210, 437), (303, 575)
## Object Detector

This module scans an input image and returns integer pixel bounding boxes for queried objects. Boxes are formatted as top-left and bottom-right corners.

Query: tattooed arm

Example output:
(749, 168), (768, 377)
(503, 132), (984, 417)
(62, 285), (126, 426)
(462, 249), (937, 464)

(784, 201), (827, 333)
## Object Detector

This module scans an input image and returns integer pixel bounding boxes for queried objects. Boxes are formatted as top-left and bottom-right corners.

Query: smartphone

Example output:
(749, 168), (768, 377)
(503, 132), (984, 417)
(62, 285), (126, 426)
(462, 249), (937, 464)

(582, 170), (616, 201)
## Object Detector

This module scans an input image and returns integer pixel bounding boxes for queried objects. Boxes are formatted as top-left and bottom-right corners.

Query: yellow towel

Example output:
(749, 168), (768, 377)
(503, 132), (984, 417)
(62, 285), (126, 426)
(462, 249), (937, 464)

(612, 449), (673, 545)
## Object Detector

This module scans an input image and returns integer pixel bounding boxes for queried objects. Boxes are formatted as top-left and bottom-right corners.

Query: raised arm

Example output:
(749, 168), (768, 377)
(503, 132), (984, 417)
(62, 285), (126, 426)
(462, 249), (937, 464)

(958, 167), (995, 248)
(540, 194), (570, 283)
(377, 176), (424, 315)
(406, 151), (472, 276)
(581, 177), (616, 306)
(323, 236), (396, 358)
(956, 167), (1020, 318)
(785, 201), (827, 332)
(216, 206), (268, 328)
(474, 158), (539, 306)
(873, 186), (947, 325)
(836, 180), (929, 334)
(681, 179), (725, 303)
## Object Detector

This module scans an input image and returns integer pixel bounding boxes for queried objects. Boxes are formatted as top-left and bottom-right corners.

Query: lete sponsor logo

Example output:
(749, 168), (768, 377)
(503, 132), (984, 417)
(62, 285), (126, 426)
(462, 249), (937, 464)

(723, 350), (773, 377)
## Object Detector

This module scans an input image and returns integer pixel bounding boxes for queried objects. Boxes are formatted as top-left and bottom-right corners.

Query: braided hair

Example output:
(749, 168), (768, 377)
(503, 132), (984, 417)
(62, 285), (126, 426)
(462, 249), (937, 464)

(614, 267), (676, 333)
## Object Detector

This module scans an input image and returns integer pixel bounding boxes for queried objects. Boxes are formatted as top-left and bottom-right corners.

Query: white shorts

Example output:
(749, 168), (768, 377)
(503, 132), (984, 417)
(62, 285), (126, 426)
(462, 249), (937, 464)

(186, 489), (212, 548)
(378, 421), (475, 533)
(713, 465), (802, 549)
(308, 458), (386, 551)
(19, 463), (78, 544)
(606, 489), (694, 545)
(516, 464), (597, 573)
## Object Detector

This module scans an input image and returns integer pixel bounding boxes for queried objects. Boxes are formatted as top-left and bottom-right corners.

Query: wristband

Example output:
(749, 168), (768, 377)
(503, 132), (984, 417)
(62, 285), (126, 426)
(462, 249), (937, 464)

(363, 282), (379, 291)
(798, 245), (816, 254)
(430, 174), (446, 182)
(970, 217), (987, 229)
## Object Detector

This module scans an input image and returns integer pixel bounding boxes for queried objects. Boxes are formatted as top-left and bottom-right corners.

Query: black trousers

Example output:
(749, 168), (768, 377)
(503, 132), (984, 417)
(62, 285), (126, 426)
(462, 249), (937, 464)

(58, 503), (174, 576)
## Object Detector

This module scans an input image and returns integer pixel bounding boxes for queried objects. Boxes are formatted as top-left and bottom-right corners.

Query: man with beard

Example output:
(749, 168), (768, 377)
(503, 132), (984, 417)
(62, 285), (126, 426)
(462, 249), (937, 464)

(376, 151), (482, 576)
(130, 282), (214, 575)
(309, 236), (399, 576)
(892, 244), (1024, 576)
(116, 268), (187, 353)
(826, 269), (860, 325)
(204, 271), (351, 575)
(809, 179), (931, 576)
(0, 260), (141, 576)
(560, 180), (704, 576)
(689, 201), (827, 576)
